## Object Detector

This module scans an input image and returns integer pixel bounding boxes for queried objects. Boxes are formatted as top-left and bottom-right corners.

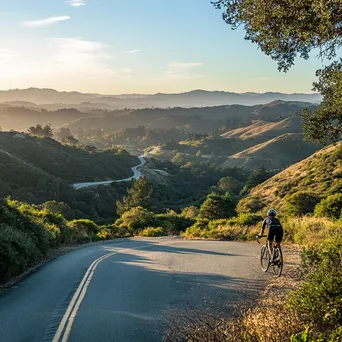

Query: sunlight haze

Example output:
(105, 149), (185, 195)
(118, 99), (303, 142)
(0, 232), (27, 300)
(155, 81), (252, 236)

(0, 0), (327, 94)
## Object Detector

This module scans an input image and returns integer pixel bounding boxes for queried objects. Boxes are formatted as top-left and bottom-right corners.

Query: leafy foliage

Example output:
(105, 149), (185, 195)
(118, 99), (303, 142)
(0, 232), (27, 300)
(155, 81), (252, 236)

(286, 192), (321, 216)
(302, 61), (342, 144)
(28, 124), (53, 138)
(116, 178), (154, 216)
(314, 194), (342, 219)
(199, 193), (236, 220)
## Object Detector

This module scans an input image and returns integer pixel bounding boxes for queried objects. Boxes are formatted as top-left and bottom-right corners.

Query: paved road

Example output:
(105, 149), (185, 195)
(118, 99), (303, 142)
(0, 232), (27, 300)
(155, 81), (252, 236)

(0, 238), (266, 342)
(73, 156), (146, 190)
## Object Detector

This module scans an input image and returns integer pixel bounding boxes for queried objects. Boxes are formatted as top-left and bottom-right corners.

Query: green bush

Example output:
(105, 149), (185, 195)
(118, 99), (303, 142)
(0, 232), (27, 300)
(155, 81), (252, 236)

(140, 227), (166, 237)
(288, 238), (342, 336)
(237, 196), (265, 214)
(199, 193), (236, 220)
(68, 219), (100, 242)
(227, 213), (263, 226)
(0, 224), (41, 283)
(315, 194), (342, 219)
(117, 206), (155, 232)
(286, 192), (321, 216)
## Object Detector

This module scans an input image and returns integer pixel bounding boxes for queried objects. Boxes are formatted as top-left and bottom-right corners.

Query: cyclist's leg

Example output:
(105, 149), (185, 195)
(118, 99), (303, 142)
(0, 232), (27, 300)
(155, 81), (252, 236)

(267, 227), (275, 260)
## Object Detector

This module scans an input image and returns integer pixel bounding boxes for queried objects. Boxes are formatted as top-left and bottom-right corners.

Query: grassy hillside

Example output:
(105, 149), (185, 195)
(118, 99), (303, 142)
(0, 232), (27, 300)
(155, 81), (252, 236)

(221, 116), (302, 140)
(245, 143), (342, 210)
(0, 132), (137, 183)
(0, 132), (138, 219)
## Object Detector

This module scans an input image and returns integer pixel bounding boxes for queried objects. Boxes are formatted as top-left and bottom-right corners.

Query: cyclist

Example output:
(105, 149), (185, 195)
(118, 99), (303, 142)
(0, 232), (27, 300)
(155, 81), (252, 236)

(257, 209), (283, 264)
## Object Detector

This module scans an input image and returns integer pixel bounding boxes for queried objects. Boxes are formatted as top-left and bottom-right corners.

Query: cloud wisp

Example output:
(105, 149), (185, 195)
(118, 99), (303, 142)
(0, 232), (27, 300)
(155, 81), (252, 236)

(67, 0), (87, 7)
(124, 49), (141, 54)
(22, 16), (70, 27)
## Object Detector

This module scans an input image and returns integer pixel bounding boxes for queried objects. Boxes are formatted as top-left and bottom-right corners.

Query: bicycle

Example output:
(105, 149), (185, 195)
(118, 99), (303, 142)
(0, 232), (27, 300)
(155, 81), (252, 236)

(257, 235), (283, 277)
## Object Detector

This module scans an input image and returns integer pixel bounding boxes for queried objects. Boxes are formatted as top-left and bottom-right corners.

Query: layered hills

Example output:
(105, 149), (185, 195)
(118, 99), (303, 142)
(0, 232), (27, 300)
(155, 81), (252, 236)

(0, 88), (321, 109)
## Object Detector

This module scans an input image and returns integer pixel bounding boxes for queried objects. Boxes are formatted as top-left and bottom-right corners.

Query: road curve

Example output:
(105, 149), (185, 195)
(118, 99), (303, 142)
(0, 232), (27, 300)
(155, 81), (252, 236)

(73, 156), (146, 190)
(0, 238), (267, 342)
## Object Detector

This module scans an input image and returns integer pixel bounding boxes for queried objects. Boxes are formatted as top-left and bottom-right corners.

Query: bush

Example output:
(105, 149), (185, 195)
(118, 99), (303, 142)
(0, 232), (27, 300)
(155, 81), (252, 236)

(0, 224), (41, 283)
(68, 219), (100, 242)
(140, 227), (166, 237)
(227, 213), (263, 226)
(199, 193), (236, 220)
(315, 194), (342, 219)
(155, 214), (195, 235)
(237, 196), (265, 214)
(288, 238), (342, 337)
(284, 217), (340, 247)
(117, 206), (155, 232)
(285, 192), (321, 216)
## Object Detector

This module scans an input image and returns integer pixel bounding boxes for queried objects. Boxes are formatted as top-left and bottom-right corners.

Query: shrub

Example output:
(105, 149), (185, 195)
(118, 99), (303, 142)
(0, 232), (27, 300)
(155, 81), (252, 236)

(181, 206), (199, 219)
(117, 206), (155, 232)
(285, 192), (321, 216)
(237, 196), (265, 214)
(284, 217), (335, 247)
(141, 227), (166, 237)
(199, 193), (236, 220)
(288, 238), (342, 337)
(0, 224), (41, 283)
(155, 214), (195, 235)
(227, 213), (263, 226)
(315, 194), (342, 219)
(68, 219), (100, 242)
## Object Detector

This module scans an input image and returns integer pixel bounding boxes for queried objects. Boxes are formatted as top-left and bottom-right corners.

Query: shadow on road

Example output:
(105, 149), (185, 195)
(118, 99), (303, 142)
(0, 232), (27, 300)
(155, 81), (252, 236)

(70, 239), (266, 342)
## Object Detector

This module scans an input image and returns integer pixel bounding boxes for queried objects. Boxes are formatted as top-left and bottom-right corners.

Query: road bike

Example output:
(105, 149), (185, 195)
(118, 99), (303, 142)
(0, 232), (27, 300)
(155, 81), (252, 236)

(257, 235), (283, 277)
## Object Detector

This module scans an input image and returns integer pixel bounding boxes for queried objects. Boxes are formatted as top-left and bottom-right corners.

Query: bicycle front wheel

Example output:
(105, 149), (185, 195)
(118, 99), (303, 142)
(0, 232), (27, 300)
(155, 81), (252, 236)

(271, 247), (283, 277)
(260, 246), (270, 272)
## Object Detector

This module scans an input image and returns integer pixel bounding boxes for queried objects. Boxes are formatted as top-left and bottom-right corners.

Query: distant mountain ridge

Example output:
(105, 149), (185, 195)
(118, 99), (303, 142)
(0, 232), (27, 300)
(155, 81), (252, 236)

(0, 88), (322, 109)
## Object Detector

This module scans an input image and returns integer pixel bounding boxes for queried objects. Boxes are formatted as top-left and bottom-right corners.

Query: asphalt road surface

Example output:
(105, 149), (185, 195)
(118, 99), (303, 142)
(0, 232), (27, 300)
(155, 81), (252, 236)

(73, 156), (146, 190)
(0, 238), (266, 342)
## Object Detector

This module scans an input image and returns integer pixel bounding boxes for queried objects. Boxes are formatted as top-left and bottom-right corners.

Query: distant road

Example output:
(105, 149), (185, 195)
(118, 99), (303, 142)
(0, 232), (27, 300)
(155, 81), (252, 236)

(0, 238), (266, 342)
(73, 155), (145, 190)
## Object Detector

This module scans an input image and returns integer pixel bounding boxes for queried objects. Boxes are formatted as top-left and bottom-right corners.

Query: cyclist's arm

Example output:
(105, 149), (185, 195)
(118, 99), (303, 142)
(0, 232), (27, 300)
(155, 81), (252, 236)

(258, 219), (267, 237)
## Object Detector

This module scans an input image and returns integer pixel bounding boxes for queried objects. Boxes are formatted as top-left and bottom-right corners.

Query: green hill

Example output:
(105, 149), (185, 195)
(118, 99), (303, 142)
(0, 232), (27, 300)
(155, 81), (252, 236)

(245, 143), (342, 210)
(222, 134), (320, 170)
(0, 132), (137, 205)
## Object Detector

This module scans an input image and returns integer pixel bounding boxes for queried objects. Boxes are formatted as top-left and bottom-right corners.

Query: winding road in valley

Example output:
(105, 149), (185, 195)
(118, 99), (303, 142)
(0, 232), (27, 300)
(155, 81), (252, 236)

(73, 155), (146, 190)
(0, 238), (266, 342)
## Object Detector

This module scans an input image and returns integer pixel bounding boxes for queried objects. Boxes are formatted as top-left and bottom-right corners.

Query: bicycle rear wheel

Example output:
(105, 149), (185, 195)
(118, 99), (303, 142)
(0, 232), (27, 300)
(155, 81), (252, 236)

(271, 246), (283, 277)
(260, 246), (270, 272)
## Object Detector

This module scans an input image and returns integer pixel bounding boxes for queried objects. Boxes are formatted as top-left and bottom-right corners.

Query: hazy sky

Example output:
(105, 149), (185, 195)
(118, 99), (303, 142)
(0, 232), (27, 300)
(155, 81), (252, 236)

(0, 0), (330, 94)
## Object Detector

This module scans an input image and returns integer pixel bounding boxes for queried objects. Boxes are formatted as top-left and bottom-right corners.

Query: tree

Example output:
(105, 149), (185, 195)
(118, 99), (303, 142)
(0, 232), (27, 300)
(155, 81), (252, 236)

(218, 176), (242, 195)
(28, 124), (53, 138)
(116, 178), (153, 215)
(213, 0), (342, 143)
(285, 192), (321, 217)
(199, 193), (236, 220)
(240, 167), (270, 195)
(55, 127), (79, 145)
(314, 194), (342, 219)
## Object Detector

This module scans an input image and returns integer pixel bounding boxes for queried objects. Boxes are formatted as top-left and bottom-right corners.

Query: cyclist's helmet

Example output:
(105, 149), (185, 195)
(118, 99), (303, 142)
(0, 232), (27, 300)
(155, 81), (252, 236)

(267, 209), (277, 217)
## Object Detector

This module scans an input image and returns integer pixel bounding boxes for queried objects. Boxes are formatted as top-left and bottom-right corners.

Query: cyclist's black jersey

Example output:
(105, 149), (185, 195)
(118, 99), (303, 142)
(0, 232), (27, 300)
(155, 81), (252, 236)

(262, 216), (283, 243)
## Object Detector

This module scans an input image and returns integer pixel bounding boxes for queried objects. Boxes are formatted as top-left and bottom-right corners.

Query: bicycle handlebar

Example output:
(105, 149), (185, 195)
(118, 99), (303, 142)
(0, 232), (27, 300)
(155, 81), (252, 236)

(256, 235), (267, 244)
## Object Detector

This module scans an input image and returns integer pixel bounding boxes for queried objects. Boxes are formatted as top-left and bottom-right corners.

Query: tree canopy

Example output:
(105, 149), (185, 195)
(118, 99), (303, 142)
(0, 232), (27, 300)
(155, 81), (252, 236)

(213, 0), (342, 143)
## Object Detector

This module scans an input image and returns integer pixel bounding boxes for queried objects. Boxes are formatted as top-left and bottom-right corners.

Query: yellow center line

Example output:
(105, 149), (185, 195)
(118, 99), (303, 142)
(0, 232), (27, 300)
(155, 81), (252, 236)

(52, 239), (181, 342)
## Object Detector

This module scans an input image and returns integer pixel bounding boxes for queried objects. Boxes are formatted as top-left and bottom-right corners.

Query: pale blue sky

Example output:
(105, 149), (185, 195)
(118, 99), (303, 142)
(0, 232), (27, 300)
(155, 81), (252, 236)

(0, 0), (328, 94)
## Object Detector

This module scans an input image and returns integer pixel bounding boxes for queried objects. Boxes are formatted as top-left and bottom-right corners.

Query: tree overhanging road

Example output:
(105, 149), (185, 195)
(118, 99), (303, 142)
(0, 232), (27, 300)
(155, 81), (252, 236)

(0, 238), (267, 342)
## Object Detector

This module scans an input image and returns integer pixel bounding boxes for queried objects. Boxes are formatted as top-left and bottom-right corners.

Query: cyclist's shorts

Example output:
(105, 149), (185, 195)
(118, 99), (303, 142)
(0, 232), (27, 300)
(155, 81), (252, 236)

(268, 226), (283, 243)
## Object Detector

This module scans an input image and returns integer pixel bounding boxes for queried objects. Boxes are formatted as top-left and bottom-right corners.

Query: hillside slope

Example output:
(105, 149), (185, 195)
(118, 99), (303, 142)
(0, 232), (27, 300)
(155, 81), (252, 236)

(246, 143), (342, 210)
(222, 134), (320, 170)
(0, 132), (137, 203)
(221, 116), (302, 140)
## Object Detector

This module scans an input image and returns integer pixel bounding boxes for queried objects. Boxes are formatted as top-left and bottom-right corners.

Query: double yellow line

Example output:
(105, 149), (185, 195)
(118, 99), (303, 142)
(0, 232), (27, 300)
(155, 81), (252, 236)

(52, 239), (178, 342)
(52, 248), (126, 342)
